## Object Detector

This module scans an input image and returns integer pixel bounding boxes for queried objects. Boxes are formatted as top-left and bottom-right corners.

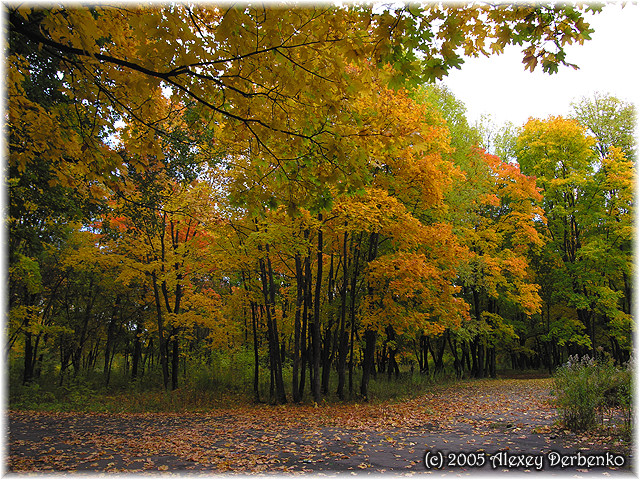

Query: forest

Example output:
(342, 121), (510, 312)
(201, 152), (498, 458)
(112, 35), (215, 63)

(8, 4), (635, 407)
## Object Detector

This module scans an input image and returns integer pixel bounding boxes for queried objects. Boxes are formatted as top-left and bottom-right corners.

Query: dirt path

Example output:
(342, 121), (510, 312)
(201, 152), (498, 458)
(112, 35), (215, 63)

(8, 378), (632, 474)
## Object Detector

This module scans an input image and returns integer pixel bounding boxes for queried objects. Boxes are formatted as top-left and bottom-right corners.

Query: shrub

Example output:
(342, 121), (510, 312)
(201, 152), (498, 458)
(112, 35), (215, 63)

(553, 354), (632, 431)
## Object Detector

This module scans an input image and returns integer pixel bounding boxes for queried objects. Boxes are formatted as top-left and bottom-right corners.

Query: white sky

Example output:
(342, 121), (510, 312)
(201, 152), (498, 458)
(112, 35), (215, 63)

(441, 3), (640, 128)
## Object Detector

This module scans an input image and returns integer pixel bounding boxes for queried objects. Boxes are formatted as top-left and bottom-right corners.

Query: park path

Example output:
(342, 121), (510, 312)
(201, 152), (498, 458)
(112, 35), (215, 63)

(8, 378), (632, 474)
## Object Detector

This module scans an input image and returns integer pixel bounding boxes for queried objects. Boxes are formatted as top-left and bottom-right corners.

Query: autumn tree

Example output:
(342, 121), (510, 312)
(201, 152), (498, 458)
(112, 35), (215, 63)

(8, 4), (600, 191)
(7, 24), (115, 384)
(455, 148), (545, 377)
(409, 86), (545, 378)
(516, 116), (634, 364)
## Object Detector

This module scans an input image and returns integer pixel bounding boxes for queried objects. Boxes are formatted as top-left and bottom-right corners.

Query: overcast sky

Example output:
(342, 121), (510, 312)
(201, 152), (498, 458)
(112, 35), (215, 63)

(440, 3), (640, 128)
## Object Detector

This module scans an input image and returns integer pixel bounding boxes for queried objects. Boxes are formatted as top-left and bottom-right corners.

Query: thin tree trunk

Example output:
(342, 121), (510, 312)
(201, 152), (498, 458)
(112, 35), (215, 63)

(420, 334), (430, 374)
(23, 318), (34, 384)
(240, 270), (260, 403)
(337, 231), (349, 400)
(258, 245), (286, 404)
(73, 279), (97, 376)
(299, 243), (312, 398)
(161, 279), (182, 390)
(360, 329), (377, 400)
(448, 333), (462, 378)
(476, 337), (485, 378)
(425, 336), (437, 373)
(321, 252), (335, 395)
(386, 325), (399, 379)
(22, 297), (39, 384)
(131, 320), (143, 379)
(151, 270), (170, 390)
(104, 297), (121, 385)
(461, 340), (471, 372)
(293, 253), (304, 402)
(360, 232), (379, 400)
(312, 214), (323, 403)
(250, 301), (260, 402)
(435, 335), (447, 373)
(348, 233), (362, 395)
(171, 328), (180, 390)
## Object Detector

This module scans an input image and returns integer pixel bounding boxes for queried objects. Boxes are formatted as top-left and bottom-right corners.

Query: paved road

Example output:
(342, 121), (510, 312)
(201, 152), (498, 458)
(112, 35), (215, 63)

(8, 378), (632, 474)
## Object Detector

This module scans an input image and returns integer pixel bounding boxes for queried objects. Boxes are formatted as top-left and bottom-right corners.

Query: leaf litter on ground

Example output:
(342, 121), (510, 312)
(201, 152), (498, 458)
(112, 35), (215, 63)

(9, 378), (631, 473)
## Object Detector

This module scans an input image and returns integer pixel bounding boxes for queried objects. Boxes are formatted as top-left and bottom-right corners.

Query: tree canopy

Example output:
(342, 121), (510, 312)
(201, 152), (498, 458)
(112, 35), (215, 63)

(9, 4), (599, 183)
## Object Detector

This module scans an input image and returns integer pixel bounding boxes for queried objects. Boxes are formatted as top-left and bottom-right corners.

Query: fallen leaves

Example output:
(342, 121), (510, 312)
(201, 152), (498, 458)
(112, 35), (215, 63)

(8, 378), (631, 473)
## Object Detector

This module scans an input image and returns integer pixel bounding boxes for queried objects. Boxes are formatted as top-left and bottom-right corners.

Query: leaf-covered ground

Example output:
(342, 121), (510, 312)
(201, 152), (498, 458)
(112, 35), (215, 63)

(9, 378), (632, 474)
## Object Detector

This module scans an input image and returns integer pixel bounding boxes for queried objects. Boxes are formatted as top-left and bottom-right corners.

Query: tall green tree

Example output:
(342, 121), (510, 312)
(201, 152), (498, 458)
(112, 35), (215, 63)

(570, 93), (636, 162)
(516, 116), (634, 363)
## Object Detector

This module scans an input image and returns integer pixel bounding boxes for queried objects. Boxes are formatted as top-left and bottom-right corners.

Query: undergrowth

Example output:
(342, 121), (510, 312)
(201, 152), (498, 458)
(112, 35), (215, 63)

(9, 348), (557, 413)
(552, 354), (632, 433)
(9, 363), (462, 413)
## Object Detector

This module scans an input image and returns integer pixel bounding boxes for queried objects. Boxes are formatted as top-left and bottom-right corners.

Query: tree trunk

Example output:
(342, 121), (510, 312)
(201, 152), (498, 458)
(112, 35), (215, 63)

(171, 328), (180, 390)
(22, 295), (40, 383)
(420, 334), (430, 374)
(258, 246), (286, 404)
(250, 301), (260, 402)
(360, 231), (380, 399)
(143, 336), (154, 374)
(486, 346), (496, 377)
(385, 325), (399, 380)
(131, 320), (143, 379)
(348, 233), (362, 395)
(240, 270), (260, 403)
(299, 246), (312, 398)
(321, 252), (335, 395)
(320, 324), (332, 395)
(379, 343), (387, 374)
(311, 213), (323, 404)
(337, 232), (349, 399)
(151, 270), (170, 390)
(73, 279), (97, 376)
(360, 329), (377, 400)
(267, 251), (287, 404)
(104, 298), (121, 385)
(461, 340), (471, 372)
(23, 318), (34, 385)
(448, 332), (462, 378)
(292, 254), (304, 403)
(476, 337), (485, 378)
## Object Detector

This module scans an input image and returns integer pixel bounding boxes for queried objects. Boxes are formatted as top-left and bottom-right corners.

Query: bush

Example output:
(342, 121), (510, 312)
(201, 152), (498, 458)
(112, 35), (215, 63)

(553, 354), (632, 431)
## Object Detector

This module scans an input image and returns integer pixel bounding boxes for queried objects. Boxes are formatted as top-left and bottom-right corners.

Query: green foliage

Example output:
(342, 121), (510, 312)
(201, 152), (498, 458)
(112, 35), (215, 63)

(553, 354), (632, 432)
(517, 115), (634, 362)
(475, 116), (518, 163)
(8, 353), (444, 412)
(9, 254), (43, 294)
(570, 92), (636, 162)
(542, 315), (591, 348)
(187, 349), (257, 393)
